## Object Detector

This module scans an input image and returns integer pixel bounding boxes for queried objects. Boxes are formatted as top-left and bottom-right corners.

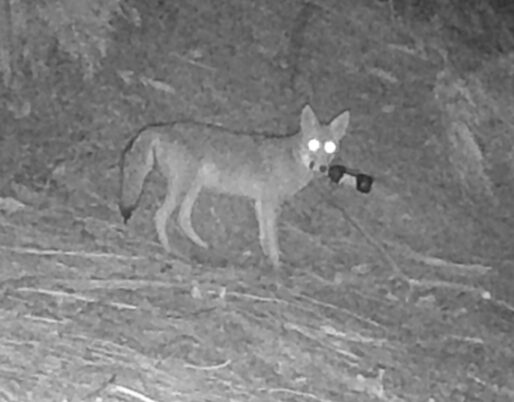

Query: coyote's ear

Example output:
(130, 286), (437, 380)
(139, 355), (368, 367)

(330, 110), (350, 140)
(300, 104), (320, 134)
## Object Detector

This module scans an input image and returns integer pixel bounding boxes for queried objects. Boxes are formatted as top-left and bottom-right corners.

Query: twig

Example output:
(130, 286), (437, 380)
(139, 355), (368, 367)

(445, 334), (484, 344)
(109, 385), (159, 402)
(83, 375), (116, 401)
(0, 245), (144, 260)
(50, 279), (183, 291)
(384, 240), (492, 275)
(405, 278), (490, 299)
(492, 298), (514, 314)
(294, 292), (384, 329)
(184, 359), (231, 371)
(227, 291), (289, 304)
(267, 387), (333, 402)
(170, 51), (217, 72)
(17, 287), (138, 310)
(285, 322), (361, 361)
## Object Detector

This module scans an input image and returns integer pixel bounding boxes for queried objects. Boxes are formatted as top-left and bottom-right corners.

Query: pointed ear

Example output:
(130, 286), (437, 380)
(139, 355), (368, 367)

(330, 110), (350, 140)
(300, 104), (320, 134)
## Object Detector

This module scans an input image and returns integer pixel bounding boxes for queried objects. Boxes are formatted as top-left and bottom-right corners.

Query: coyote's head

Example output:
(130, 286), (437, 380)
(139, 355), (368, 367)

(298, 104), (350, 174)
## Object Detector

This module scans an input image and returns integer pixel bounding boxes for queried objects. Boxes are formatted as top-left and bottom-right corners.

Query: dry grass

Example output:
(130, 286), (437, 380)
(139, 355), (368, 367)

(0, 0), (513, 401)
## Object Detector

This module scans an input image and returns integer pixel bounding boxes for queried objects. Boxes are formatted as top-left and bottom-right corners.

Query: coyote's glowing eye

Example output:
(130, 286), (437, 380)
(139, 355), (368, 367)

(324, 141), (336, 154)
(308, 139), (320, 152)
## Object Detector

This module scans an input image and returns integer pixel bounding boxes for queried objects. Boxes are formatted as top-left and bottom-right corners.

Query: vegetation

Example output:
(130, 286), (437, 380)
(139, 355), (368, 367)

(0, 1), (512, 401)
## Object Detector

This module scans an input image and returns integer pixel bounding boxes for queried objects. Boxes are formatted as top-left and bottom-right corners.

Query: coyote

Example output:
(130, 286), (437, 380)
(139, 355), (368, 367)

(119, 105), (350, 267)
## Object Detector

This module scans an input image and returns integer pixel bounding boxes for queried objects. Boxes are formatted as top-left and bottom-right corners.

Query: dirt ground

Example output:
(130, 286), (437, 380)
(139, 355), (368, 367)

(0, 0), (513, 401)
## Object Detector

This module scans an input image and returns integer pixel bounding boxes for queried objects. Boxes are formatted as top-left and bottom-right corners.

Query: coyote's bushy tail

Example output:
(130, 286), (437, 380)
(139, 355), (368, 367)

(119, 128), (158, 223)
